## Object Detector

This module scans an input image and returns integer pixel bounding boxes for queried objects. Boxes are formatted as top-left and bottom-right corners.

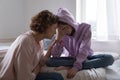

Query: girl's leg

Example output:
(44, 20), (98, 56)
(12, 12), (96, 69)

(35, 72), (64, 80)
(82, 54), (114, 69)
(46, 57), (75, 67)
(46, 54), (114, 70)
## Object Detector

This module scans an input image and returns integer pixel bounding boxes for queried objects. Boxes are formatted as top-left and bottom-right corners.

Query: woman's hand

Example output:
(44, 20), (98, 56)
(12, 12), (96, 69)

(33, 63), (42, 75)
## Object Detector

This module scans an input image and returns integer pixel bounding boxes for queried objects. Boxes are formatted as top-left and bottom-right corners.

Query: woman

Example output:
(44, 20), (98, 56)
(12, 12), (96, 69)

(46, 8), (114, 79)
(0, 10), (63, 80)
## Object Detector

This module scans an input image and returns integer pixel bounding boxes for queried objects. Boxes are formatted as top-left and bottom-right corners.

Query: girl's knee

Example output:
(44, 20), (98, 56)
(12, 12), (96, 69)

(103, 54), (114, 65)
(52, 73), (64, 80)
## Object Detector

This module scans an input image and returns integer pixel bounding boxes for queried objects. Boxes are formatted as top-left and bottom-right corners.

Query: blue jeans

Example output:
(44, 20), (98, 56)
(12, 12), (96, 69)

(35, 72), (64, 80)
(46, 54), (114, 69)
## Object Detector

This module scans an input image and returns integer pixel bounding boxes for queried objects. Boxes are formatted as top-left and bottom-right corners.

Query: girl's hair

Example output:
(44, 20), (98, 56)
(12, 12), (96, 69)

(58, 21), (75, 36)
(30, 10), (58, 33)
(58, 21), (68, 25)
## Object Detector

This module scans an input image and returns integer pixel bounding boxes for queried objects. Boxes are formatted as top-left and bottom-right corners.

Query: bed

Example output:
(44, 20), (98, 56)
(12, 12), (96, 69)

(40, 51), (120, 80)
(41, 40), (120, 80)
(91, 40), (120, 80)
(0, 40), (120, 80)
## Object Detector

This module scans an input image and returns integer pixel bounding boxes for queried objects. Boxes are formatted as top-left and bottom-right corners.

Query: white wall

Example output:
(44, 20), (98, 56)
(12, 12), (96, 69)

(0, 0), (26, 40)
(25, 0), (76, 30)
(0, 0), (76, 41)
(91, 40), (120, 54)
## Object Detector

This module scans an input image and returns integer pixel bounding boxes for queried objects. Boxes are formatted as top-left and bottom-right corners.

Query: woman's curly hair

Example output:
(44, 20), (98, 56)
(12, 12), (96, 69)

(30, 10), (58, 33)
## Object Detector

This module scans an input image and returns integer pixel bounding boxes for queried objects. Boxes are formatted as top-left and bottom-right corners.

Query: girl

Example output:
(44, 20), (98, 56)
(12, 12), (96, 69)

(46, 8), (114, 79)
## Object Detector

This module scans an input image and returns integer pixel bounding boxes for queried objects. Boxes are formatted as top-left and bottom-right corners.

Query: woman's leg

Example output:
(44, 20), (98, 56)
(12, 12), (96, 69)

(82, 54), (114, 69)
(35, 72), (64, 80)
(46, 57), (75, 67)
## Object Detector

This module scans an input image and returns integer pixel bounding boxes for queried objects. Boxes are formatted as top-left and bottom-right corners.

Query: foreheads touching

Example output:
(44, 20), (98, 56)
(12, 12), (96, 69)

(30, 10), (59, 33)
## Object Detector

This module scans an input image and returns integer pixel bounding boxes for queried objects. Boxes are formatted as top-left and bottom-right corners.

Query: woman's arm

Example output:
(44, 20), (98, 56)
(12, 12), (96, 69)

(15, 45), (37, 80)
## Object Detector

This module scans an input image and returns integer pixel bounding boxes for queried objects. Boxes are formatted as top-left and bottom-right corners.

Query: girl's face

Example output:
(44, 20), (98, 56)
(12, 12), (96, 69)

(58, 24), (73, 36)
(45, 23), (57, 39)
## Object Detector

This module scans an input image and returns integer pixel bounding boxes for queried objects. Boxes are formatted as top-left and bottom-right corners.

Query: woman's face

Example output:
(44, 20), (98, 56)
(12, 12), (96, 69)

(45, 23), (57, 39)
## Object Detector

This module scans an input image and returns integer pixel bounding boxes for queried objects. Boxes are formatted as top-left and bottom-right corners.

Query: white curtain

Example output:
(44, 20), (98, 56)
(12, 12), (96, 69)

(106, 0), (120, 40)
(96, 0), (120, 40)
(96, 0), (108, 40)
(76, 0), (120, 40)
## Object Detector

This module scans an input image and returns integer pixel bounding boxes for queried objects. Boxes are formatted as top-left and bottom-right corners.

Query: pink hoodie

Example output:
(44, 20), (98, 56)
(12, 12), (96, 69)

(51, 8), (93, 70)
(0, 31), (44, 80)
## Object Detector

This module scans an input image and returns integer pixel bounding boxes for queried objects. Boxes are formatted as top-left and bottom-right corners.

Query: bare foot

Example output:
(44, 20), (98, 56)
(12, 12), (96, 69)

(55, 66), (71, 71)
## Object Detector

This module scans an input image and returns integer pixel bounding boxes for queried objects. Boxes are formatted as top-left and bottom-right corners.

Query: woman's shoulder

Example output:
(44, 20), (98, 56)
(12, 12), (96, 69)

(15, 31), (34, 45)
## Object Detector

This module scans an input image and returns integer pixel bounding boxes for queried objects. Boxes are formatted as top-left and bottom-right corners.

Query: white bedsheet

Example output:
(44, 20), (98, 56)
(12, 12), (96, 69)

(40, 52), (120, 80)
(0, 47), (120, 80)
(106, 59), (120, 80)
(41, 66), (106, 80)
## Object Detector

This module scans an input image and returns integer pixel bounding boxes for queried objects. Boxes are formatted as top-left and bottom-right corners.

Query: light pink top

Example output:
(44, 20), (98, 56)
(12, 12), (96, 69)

(0, 31), (44, 80)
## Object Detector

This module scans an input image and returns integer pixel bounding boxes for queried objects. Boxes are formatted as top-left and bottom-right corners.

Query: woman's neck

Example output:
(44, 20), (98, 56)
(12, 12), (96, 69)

(31, 31), (45, 44)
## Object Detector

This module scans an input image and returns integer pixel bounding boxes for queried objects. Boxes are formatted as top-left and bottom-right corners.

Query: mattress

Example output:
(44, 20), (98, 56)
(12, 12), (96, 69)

(41, 66), (106, 80)
(40, 52), (120, 80)
(0, 47), (120, 80)
(41, 59), (120, 80)
(106, 59), (120, 80)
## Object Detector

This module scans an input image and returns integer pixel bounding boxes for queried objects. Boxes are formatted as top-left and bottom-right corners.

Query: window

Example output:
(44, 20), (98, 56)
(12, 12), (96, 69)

(76, 0), (107, 40)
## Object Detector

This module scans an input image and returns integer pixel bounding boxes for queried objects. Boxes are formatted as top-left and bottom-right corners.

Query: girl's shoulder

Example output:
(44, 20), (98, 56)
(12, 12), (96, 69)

(79, 23), (91, 28)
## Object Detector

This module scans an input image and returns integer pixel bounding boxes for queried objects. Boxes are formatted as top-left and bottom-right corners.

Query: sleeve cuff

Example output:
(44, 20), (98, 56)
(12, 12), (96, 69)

(32, 73), (37, 80)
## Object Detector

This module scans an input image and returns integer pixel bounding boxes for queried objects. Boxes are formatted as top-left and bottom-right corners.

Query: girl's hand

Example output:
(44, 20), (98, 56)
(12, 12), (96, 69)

(67, 68), (78, 79)
(56, 26), (67, 41)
